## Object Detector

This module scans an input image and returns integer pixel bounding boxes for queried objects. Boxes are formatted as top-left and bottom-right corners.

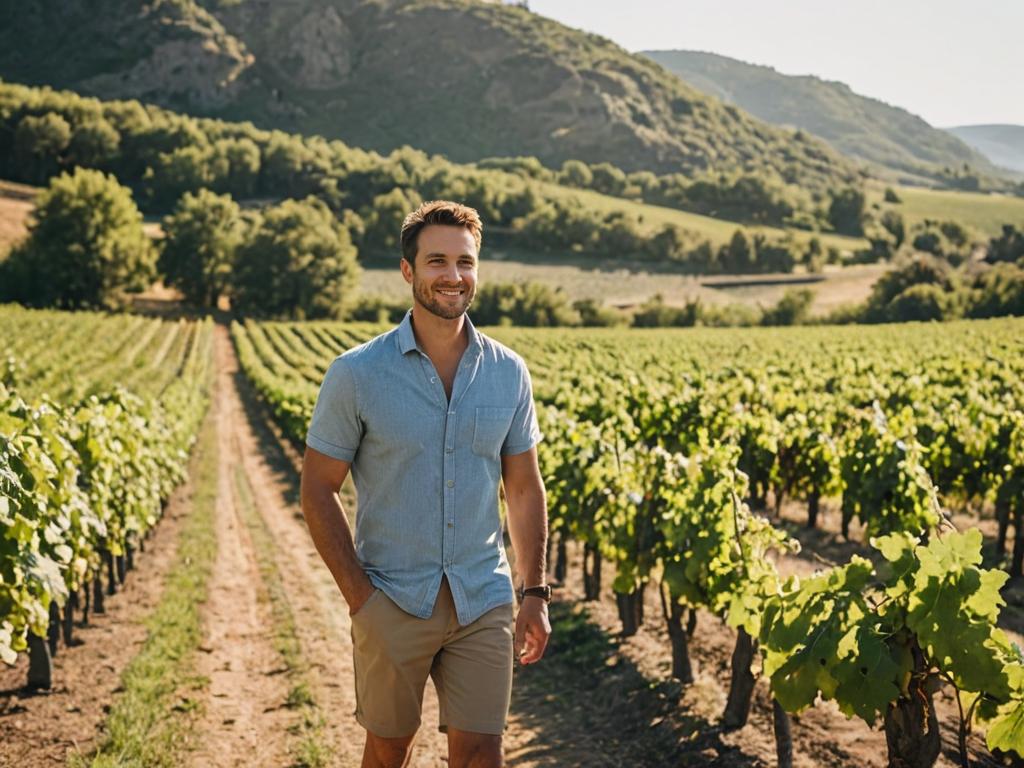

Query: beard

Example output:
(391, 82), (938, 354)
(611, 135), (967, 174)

(413, 277), (475, 320)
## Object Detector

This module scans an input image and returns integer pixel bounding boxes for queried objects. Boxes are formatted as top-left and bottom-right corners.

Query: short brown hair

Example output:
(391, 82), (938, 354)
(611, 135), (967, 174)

(400, 200), (483, 267)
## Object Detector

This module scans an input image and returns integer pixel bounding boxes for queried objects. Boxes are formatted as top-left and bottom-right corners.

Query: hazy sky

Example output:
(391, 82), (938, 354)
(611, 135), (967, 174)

(528, 0), (1023, 127)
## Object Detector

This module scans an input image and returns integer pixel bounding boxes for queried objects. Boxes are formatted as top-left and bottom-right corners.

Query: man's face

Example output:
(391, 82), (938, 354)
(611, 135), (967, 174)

(401, 225), (478, 320)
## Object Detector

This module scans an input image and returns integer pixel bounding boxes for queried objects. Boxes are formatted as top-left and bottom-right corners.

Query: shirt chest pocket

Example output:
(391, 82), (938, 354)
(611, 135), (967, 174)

(472, 407), (516, 459)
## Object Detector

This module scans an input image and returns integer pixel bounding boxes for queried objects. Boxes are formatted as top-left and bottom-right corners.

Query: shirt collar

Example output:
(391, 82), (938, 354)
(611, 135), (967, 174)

(397, 309), (419, 355)
(396, 309), (483, 356)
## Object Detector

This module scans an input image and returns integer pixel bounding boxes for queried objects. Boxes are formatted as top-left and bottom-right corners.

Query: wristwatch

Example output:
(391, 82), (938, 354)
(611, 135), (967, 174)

(518, 584), (552, 603)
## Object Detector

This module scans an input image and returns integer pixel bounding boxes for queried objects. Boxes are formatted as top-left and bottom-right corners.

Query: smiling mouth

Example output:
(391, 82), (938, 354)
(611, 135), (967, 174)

(436, 288), (464, 297)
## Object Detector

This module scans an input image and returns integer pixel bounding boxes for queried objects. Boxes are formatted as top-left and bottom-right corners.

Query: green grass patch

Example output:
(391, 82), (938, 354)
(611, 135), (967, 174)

(70, 404), (218, 768)
(542, 182), (867, 252)
(232, 465), (332, 768)
(876, 184), (1024, 236)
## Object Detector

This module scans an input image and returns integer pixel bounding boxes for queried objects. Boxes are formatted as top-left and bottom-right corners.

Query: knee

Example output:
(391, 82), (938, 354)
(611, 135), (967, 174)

(365, 731), (416, 768)
(449, 733), (503, 768)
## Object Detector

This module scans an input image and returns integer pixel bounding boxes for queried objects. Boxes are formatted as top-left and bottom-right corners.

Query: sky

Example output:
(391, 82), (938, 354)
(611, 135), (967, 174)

(527, 0), (1023, 127)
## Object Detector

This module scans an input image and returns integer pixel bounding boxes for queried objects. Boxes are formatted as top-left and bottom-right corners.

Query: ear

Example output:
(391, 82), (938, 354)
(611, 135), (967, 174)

(400, 256), (414, 285)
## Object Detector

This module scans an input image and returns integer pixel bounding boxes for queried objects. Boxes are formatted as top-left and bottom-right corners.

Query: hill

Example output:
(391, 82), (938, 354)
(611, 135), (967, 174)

(945, 125), (1024, 174)
(0, 0), (859, 191)
(641, 49), (1002, 184)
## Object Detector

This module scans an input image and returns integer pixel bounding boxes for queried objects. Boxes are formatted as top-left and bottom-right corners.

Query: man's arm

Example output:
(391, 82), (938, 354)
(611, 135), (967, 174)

(502, 446), (551, 664)
(300, 446), (375, 615)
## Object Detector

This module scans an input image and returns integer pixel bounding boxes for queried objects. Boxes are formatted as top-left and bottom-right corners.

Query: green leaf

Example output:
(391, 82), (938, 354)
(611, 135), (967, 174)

(987, 702), (1024, 754)
(833, 622), (906, 724)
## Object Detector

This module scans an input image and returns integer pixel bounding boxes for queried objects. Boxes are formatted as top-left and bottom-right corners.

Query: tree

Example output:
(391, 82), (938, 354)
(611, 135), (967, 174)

(805, 237), (825, 272)
(589, 163), (627, 196)
(753, 235), (798, 273)
(262, 133), (318, 198)
(215, 138), (261, 198)
(232, 197), (361, 319)
(910, 219), (974, 267)
(719, 229), (755, 273)
(67, 118), (120, 169)
(149, 145), (216, 208)
(986, 224), (1024, 265)
(861, 254), (955, 322)
(1, 168), (154, 309)
(159, 190), (245, 307)
(558, 160), (592, 189)
(880, 210), (906, 249)
(13, 113), (71, 184)
(361, 187), (422, 254)
(827, 187), (866, 236)
(967, 262), (1024, 318)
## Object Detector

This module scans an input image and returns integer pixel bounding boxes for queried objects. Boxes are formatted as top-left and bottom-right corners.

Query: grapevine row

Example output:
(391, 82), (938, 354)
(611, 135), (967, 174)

(1, 308), (214, 687)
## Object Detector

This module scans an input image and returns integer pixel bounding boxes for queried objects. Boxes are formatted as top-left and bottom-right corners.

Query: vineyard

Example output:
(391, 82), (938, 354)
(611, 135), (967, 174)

(232, 316), (1024, 767)
(1, 305), (213, 689)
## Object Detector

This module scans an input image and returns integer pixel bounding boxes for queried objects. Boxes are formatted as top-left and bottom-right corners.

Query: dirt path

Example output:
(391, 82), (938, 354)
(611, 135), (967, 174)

(216, 324), (452, 766)
(188, 332), (294, 767)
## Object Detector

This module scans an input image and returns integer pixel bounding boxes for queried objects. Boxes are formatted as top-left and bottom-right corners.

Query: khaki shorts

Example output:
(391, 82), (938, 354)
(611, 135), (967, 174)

(350, 578), (514, 738)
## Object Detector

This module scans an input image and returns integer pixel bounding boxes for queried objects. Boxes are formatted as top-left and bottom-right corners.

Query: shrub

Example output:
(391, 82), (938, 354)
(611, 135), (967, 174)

(886, 283), (950, 322)
(884, 187), (902, 203)
(986, 225), (1024, 265)
(761, 288), (814, 326)
(472, 281), (580, 326)
(966, 262), (1024, 318)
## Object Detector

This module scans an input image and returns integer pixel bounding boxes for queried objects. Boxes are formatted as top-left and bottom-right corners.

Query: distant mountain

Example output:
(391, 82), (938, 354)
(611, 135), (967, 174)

(0, 0), (860, 190)
(945, 125), (1024, 174)
(641, 49), (1002, 183)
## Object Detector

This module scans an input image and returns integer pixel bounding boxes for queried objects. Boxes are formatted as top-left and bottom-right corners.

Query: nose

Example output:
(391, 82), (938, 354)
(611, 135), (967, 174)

(443, 260), (460, 284)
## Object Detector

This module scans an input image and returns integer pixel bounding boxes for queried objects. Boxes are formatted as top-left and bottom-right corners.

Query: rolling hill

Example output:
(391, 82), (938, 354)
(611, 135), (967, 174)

(945, 125), (1024, 174)
(641, 49), (1003, 184)
(0, 0), (860, 191)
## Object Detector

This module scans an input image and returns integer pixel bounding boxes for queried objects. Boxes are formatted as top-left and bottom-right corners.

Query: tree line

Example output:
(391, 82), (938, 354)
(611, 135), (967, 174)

(1, 80), (1021, 324)
(0, 83), (847, 262)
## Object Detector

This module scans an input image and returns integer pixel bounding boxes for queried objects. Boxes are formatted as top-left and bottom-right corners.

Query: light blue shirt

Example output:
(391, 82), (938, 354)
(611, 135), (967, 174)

(305, 311), (542, 625)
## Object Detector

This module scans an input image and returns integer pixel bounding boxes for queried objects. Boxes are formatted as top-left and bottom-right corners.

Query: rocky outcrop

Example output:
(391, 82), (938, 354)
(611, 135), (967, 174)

(280, 5), (354, 88)
(82, 37), (252, 110)
(0, 0), (859, 187)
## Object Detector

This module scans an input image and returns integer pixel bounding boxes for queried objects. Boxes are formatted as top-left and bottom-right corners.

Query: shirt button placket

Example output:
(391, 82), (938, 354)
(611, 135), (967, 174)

(443, 409), (456, 569)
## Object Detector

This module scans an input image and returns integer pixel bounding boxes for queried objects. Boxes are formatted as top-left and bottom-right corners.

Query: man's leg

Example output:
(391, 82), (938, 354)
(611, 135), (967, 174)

(352, 589), (444, 767)
(447, 727), (503, 768)
(431, 597), (514, 768)
(362, 731), (417, 768)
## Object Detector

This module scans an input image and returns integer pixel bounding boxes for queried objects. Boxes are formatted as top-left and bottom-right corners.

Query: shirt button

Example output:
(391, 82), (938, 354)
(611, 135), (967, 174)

(445, 447), (453, 453)
(448, 411), (455, 416)
(447, 522), (453, 528)
(447, 480), (455, 488)
(430, 376), (437, 383)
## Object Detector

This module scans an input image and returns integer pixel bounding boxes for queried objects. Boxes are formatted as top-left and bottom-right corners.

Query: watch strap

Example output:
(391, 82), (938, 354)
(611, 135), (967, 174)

(519, 584), (552, 603)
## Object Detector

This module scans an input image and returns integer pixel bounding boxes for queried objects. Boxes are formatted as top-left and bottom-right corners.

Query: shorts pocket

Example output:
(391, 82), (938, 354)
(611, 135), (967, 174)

(472, 407), (516, 459)
(351, 588), (383, 621)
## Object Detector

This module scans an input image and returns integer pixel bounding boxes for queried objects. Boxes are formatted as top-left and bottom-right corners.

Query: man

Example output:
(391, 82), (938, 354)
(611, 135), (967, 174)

(300, 200), (551, 768)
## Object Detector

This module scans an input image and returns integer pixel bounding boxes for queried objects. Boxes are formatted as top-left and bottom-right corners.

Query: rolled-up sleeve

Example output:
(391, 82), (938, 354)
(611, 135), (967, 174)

(501, 362), (543, 456)
(306, 356), (362, 462)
